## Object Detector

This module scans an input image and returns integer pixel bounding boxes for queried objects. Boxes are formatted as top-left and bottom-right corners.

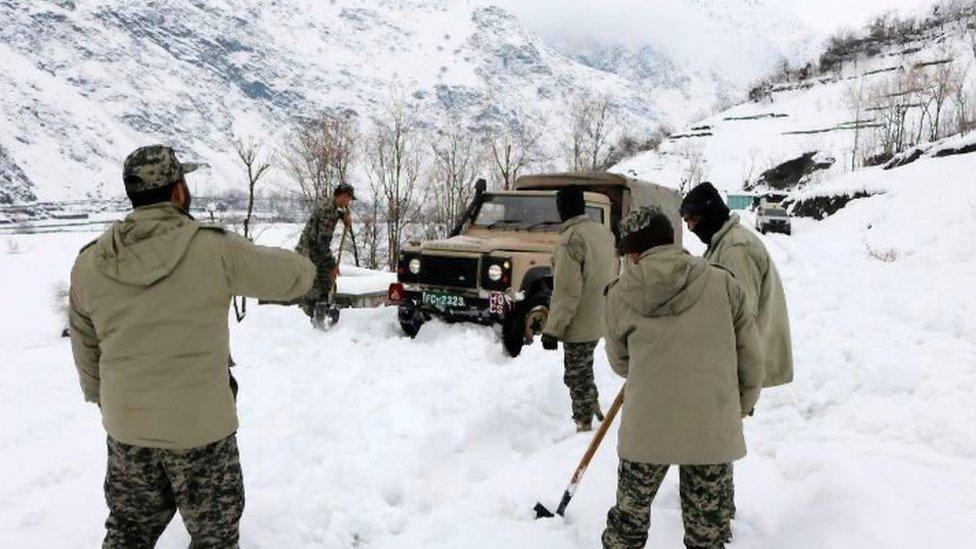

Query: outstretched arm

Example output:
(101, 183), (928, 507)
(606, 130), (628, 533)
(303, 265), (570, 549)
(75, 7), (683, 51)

(223, 232), (315, 300)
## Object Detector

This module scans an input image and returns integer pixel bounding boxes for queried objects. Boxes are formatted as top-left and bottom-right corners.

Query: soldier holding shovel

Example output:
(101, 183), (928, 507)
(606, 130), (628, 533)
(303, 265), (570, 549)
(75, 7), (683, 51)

(296, 183), (356, 327)
(600, 206), (763, 549)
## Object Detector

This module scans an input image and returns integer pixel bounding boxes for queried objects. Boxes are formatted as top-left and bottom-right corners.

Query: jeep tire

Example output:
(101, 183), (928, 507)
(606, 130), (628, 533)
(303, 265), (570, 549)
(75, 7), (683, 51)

(502, 290), (550, 357)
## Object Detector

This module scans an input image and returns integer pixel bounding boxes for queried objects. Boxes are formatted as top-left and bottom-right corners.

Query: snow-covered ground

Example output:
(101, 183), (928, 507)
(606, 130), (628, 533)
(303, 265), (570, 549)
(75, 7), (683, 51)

(2, 153), (975, 547)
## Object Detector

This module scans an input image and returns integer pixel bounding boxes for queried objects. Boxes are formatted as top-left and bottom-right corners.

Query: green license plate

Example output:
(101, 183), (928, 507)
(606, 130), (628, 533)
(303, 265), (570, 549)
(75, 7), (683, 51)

(422, 291), (467, 310)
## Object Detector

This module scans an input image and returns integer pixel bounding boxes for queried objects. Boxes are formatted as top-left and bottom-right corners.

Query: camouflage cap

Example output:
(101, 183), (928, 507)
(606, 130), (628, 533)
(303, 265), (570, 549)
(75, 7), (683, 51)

(122, 145), (200, 194)
(333, 183), (356, 199)
(618, 205), (675, 254)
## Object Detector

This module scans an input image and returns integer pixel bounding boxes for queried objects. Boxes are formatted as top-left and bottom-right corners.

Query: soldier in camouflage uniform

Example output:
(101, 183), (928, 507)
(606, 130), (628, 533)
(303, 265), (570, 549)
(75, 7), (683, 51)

(541, 187), (619, 432)
(295, 184), (355, 319)
(601, 207), (762, 548)
(69, 145), (314, 547)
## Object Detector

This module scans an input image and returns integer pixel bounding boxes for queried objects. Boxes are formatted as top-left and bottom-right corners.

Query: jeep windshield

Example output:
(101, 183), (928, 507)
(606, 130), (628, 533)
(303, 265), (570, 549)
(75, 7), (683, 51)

(764, 208), (789, 217)
(473, 195), (603, 230)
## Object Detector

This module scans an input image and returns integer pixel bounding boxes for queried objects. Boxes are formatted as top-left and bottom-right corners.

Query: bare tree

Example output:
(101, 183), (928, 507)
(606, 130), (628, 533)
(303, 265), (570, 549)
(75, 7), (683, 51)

(235, 138), (271, 240)
(844, 51), (868, 170)
(952, 62), (976, 133)
(353, 196), (383, 270)
(677, 140), (708, 193)
(905, 65), (934, 145)
(923, 55), (965, 140)
(483, 117), (548, 190)
(365, 93), (426, 269)
(567, 94), (620, 172)
(430, 114), (483, 238)
(868, 73), (913, 155)
(281, 112), (357, 212)
(232, 137), (271, 321)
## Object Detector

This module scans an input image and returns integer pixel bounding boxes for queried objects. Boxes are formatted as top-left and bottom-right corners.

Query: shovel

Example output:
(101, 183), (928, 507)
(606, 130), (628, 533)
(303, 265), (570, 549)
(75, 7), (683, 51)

(534, 385), (625, 519)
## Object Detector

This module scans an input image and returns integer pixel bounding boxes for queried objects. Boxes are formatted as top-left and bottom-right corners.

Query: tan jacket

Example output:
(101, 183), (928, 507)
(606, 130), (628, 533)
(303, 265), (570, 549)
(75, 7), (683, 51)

(706, 214), (794, 387)
(605, 246), (763, 465)
(544, 215), (618, 343)
(69, 203), (314, 449)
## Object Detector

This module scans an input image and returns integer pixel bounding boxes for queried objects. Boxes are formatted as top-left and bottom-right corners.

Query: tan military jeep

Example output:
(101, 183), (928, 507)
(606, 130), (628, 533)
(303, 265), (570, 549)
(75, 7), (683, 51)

(388, 172), (683, 356)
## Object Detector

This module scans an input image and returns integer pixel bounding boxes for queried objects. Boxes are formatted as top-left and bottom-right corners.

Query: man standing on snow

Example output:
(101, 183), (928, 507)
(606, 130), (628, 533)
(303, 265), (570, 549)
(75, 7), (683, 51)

(601, 206), (762, 549)
(679, 182), (793, 388)
(69, 145), (314, 547)
(541, 186), (618, 432)
(680, 181), (794, 540)
(295, 183), (355, 322)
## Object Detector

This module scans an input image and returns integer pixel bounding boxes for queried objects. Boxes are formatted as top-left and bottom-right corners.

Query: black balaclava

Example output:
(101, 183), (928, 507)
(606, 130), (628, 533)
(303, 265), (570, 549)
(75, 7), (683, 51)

(556, 186), (586, 222)
(680, 182), (730, 245)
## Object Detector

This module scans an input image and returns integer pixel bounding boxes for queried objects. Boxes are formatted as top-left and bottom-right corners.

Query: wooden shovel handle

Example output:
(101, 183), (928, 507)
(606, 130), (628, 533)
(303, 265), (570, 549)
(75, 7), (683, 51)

(331, 223), (352, 295)
(570, 384), (625, 484)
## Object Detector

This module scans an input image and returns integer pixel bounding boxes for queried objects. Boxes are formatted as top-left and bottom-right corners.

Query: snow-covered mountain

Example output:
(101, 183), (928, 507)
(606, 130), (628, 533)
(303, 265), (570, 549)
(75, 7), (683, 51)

(0, 0), (812, 204)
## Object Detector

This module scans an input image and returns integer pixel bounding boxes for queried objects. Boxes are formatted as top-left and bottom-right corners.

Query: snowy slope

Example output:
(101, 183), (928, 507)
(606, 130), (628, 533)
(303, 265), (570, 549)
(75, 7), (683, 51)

(0, 0), (815, 204)
(612, 15), (976, 194)
(2, 150), (975, 546)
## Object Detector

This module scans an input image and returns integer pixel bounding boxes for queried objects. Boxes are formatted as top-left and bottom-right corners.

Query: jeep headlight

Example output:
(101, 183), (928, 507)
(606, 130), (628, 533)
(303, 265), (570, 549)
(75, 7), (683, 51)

(488, 264), (503, 281)
(408, 258), (421, 274)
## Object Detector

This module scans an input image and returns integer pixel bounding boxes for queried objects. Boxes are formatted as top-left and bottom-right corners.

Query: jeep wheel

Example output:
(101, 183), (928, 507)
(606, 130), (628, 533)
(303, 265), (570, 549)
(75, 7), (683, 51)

(502, 291), (550, 358)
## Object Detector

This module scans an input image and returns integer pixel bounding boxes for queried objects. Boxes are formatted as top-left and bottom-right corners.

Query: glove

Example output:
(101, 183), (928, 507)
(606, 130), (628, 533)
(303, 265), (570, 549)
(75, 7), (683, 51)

(541, 333), (558, 351)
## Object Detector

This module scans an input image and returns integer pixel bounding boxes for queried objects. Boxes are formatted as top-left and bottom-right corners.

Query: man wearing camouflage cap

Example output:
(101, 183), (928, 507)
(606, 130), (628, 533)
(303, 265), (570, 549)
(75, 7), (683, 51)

(69, 145), (314, 547)
(601, 206), (762, 549)
(541, 186), (618, 432)
(295, 183), (355, 324)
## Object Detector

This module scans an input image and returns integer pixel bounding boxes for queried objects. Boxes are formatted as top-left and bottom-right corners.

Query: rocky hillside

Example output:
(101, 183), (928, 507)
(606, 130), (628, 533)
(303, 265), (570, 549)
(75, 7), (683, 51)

(0, 0), (810, 203)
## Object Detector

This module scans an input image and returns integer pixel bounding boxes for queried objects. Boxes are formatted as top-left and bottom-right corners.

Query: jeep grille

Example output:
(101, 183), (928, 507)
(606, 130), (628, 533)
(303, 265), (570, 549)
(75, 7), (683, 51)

(420, 255), (479, 289)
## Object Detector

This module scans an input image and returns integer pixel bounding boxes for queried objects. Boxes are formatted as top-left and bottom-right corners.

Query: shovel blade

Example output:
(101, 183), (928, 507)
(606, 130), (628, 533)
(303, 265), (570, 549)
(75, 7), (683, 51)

(534, 502), (556, 519)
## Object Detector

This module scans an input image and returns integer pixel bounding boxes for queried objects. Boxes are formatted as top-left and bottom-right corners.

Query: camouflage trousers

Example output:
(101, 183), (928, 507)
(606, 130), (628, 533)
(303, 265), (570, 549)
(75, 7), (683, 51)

(602, 460), (733, 549)
(563, 341), (600, 423)
(103, 434), (244, 549)
(299, 269), (334, 318)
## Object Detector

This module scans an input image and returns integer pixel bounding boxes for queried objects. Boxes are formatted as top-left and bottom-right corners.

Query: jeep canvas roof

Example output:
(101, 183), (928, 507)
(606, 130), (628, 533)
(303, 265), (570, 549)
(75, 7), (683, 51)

(514, 172), (683, 242)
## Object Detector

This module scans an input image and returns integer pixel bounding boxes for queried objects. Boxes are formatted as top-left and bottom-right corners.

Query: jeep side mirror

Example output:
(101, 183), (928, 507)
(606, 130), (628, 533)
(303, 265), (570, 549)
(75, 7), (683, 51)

(475, 178), (487, 193)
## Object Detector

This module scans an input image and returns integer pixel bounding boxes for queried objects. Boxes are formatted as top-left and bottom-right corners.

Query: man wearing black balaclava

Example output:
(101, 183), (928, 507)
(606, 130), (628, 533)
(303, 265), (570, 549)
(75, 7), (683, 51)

(542, 187), (618, 432)
(678, 182), (791, 389)
(679, 181), (794, 541)
(678, 182), (731, 246)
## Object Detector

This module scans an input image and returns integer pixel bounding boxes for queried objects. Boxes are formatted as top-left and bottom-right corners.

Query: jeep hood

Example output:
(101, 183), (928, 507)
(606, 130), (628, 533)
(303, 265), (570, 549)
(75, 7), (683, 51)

(417, 234), (554, 254)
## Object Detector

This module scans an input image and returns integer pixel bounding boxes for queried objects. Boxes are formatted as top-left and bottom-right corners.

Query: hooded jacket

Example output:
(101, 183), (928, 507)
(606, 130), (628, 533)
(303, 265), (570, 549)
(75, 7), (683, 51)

(543, 215), (619, 343)
(604, 245), (762, 464)
(705, 214), (794, 387)
(69, 203), (314, 449)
